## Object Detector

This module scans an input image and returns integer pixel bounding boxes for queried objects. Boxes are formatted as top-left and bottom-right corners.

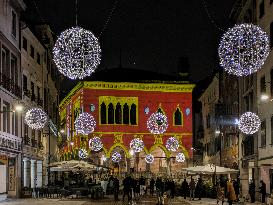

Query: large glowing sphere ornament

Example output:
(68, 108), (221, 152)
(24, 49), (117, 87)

(111, 151), (121, 163)
(238, 112), (261, 134)
(25, 108), (47, 129)
(130, 138), (144, 153)
(218, 23), (269, 76)
(79, 148), (88, 159)
(166, 137), (180, 152)
(89, 137), (103, 151)
(147, 112), (168, 134)
(176, 153), (186, 162)
(145, 154), (154, 164)
(74, 112), (96, 135)
(53, 27), (101, 79)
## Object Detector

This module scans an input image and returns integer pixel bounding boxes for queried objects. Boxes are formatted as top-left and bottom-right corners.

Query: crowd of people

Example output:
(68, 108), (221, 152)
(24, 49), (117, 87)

(98, 175), (268, 205)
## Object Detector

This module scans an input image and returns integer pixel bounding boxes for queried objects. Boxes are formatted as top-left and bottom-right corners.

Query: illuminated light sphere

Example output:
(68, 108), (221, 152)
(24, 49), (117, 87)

(25, 108), (47, 129)
(238, 112), (261, 134)
(74, 112), (96, 135)
(89, 136), (103, 151)
(147, 112), (168, 134)
(111, 151), (121, 163)
(130, 138), (144, 153)
(145, 154), (154, 164)
(79, 148), (88, 159)
(176, 153), (186, 163)
(166, 137), (180, 152)
(218, 23), (269, 76)
(53, 27), (101, 80)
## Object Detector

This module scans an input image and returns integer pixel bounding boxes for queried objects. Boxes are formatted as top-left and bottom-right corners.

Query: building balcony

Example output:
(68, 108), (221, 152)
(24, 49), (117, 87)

(0, 72), (22, 98)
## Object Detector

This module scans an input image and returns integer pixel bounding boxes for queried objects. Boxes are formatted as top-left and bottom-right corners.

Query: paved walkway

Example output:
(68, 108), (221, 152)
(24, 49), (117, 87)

(0, 196), (266, 205)
(184, 198), (264, 205)
(0, 196), (191, 205)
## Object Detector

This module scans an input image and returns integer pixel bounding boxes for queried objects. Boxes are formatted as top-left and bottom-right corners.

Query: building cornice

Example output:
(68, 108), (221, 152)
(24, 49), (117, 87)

(60, 81), (195, 109)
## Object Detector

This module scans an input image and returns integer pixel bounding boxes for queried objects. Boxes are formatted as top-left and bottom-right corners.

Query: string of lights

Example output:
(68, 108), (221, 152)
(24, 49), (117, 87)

(238, 112), (261, 135)
(147, 112), (168, 134)
(74, 112), (96, 135)
(145, 154), (154, 164)
(111, 151), (122, 163)
(89, 137), (103, 151)
(218, 23), (269, 76)
(25, 107), (48, 130)
(130, 138), (144, 153)
(166, 137), (180, 152)
(53, 27), (101, 80)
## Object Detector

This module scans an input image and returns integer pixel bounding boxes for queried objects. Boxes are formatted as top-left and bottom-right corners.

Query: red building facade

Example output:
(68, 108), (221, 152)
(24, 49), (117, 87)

(59, 81), (194, 174)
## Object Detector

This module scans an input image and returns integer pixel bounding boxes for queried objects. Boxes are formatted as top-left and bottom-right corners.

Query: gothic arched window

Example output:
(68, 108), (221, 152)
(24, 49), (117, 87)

(174, 108), (182, 125)
(100, 102), (106, 124)
(115, 103), (122, 124)
(108, 103), (114, 124)
(130, 103), (137, 125)
(123, 103), (129, 124)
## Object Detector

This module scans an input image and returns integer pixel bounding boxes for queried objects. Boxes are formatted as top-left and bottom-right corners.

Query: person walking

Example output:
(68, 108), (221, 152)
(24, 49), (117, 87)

(150, 178), (155, 196)
(195, 178), (203, 200)
(249, 179), (255, 203)
(189, 177), (195, 201)
(139, 176), (145, 196)
(216, 182), (225, 205)
(181, 179), (189, 199)
(113, 177), (120, 201)
(233, 179), (239, 202)
(259, 180), (266, 203)
(226, 178), (236, 205)
(156, 177), (163, 205)
(123, 175), (132, 202)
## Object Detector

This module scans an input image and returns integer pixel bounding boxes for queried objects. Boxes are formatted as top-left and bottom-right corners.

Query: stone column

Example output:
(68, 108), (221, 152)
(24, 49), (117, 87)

(166, 158), (171, 176)
(36, 161), (43, 188)
(30, 160), (36, 188)
(23, 158), (30, 188)
(126, 158), (131, 172)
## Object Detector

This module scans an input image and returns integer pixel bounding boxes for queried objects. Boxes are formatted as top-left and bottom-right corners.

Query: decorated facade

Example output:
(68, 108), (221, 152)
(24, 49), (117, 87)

(59, 80), (194, 174)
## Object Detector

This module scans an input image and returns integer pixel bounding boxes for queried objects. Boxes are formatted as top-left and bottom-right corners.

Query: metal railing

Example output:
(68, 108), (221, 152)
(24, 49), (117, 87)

(0, 72), (22, 98)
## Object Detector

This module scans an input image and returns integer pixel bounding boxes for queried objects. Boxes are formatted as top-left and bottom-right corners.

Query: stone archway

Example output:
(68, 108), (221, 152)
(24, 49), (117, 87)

(150, 146), (168, 174)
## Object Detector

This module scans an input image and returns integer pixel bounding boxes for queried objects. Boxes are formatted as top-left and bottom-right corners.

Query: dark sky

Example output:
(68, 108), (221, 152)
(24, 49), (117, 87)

(25, 0), (236, 82)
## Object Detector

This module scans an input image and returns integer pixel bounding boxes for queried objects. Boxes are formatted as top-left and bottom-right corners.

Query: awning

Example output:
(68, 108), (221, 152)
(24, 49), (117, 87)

(181, 164), (239, 174)
(49, 160), (109, 172)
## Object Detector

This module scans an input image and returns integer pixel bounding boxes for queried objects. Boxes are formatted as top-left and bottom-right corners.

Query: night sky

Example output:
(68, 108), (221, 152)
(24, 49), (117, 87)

(24, 0), (236, 83)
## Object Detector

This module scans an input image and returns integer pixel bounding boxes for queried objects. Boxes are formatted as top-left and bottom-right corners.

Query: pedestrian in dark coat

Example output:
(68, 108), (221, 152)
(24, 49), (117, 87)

(259, 180), (266, 203)
(156, 177), (163, 205)
(150, 178), (155, 196)
(181, 179), (189, 199)
(195, 178), (203, 200)
(123, 176), (132, 201)
(249, 179), (255, 203)
(113, 177), (119, 201)
(233, 179), (239, 202)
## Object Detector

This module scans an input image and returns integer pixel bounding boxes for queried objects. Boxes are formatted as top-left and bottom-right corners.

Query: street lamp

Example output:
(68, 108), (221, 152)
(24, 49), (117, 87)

(260, 94), (270, 101)
(0, 104), (24, 113)
(14, 104), (23, 112)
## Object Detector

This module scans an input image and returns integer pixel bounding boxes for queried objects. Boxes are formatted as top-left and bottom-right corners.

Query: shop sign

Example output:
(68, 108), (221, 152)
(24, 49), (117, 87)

(0, 132), (21, 152)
